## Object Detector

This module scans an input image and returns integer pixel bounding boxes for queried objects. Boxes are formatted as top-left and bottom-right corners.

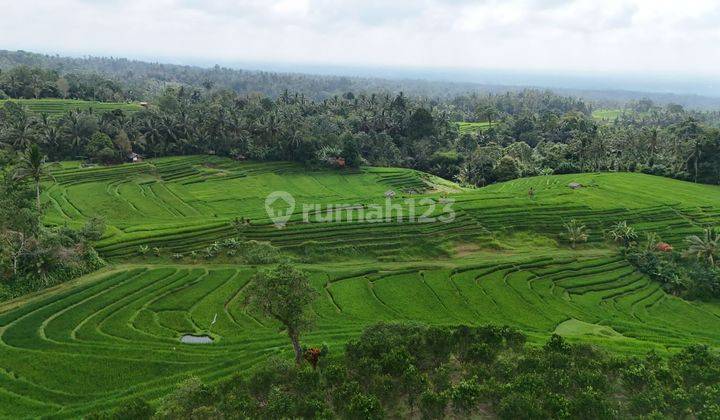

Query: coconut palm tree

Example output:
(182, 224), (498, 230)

(684, 228), (719, 267)
(13, 144), (53, 211)
(563, 219), (588, 249)
(0, 106), (36, 151)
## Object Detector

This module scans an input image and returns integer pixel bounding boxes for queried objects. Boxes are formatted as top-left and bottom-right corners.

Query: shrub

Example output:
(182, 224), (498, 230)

(80, 217), (106, 241)
(554, 162), (582, 174)
(110, 398), (154, 420)
(242, 240), (280, 264)
(450, 377), (481, 413)
(563, 219), (588, 249)
(345, 392), (383, 420)
(156, 377), (214, 419)
(497, 392), (544, 419)
(419, 390), (448, 419)
(123, 323), (720, 419)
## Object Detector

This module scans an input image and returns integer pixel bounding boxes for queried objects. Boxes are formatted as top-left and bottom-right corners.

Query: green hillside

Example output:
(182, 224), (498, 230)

(0, 98), (142, 116)
(1, 156), (720, 416)
(43, 156), (720, 261)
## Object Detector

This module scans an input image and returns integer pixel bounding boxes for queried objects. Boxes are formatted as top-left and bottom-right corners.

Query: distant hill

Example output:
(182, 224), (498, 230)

(2, 49), (720, 109)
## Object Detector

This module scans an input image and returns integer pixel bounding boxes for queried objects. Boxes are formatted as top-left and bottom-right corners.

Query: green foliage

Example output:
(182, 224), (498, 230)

(245, 262), (317, 364)
(98, 323), (720, 419)
(241, 240), (280, 264)
(607, 221), (638, 247)
(106, 398), (154, 420)
(80, 216), (106, 242)
(563, 219), (589, 249)
(684, 228), (719, 267)
(0, 165), (103, 299)
(626, 228), (720, 299)
(155, 377), (214, 419)
(86, 132), (118, 164)
(493, 155), (522, 182)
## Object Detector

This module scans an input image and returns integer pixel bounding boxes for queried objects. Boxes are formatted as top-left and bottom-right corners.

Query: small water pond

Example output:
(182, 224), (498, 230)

(180, 334), (214, 344)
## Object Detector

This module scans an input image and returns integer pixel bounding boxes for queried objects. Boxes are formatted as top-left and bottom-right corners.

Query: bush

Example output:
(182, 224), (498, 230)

(137, 323), (720, 419)
(110, 398), (154, 420)
(554, 162), (582, 174)
(345, 393), (383, 420)
(156, 377), (214, 419)
(450, 377), (481, 413)
(419, 390), (448, 419)
(242, 240), (280, 264)
(627, 247), (720, 299)
(81, 217), (106, 241)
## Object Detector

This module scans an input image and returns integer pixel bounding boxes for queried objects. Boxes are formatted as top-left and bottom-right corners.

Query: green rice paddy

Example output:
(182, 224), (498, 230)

(2, 156), (720, 416)
(0, 99), (142, 116)
(456, 121), (492, 134)
(592, 108), (624, 121)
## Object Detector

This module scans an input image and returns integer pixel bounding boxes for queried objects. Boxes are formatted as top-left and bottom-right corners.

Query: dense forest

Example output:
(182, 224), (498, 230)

(1, 71), (720, 186)
(4, 50), (720, 108)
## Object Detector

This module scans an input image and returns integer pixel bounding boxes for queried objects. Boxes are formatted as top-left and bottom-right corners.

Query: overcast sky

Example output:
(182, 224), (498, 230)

(2, 0), (719, 75)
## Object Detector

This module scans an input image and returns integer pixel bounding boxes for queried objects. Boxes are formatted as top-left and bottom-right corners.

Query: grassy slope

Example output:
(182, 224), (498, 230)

(1, 157), (720, 416)
(0, 98), (142, 116)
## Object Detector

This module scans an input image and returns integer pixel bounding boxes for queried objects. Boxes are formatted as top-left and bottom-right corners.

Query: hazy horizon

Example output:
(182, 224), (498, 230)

(9, 48), (720, 98)
(3, 1), (719, 75)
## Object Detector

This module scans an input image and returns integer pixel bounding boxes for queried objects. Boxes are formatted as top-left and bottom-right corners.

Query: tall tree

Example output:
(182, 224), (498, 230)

(685, 228), (719, 267)
(13, 144), (52, 210)
(245, 262), (317, 365)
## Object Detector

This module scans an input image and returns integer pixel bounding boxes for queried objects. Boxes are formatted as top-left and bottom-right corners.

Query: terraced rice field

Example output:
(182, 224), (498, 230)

(2, 255), (720, 417)
(2, 156), (720, 416)
(45, 157), (463, 259)
(456, 121), (492, 134)
(591, 108), (624, 121)
(43, 157), (720, 260)
(0, 99), (142, 116)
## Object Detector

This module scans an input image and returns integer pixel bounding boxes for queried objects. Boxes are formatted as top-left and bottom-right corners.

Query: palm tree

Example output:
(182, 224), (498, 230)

(0, 108), (36, 151)
(62, 109), (100, 158)
(13, 144), (52, 211)
(563, 219), (588, 249)
(607, 221), (638, 247)
(136, 114), (163, 157)
(684, 228), (719, 267)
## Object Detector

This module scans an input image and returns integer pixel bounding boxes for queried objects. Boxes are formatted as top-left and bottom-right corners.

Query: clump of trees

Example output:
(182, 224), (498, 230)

(0, 148), (104, 300)
(101, 322), (720, 419)
(0, 65), (126, 101)
(621, 223), (720, 299)
(3, 69), (720, 187)
(448, 92), (720, 185)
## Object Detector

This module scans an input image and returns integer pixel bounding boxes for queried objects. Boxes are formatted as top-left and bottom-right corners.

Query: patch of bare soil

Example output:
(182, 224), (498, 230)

(454, 242), (482, 257)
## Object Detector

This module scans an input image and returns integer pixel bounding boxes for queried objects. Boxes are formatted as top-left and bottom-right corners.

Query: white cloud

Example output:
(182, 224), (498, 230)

(1, 0), (719, 74)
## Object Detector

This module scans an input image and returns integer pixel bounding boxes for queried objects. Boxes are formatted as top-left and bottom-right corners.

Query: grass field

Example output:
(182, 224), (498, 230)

(2, 156), (720, 416)
(592, 108), (624, 121)
(456, 121), (492, 134)
(0, 98), (142, 116)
